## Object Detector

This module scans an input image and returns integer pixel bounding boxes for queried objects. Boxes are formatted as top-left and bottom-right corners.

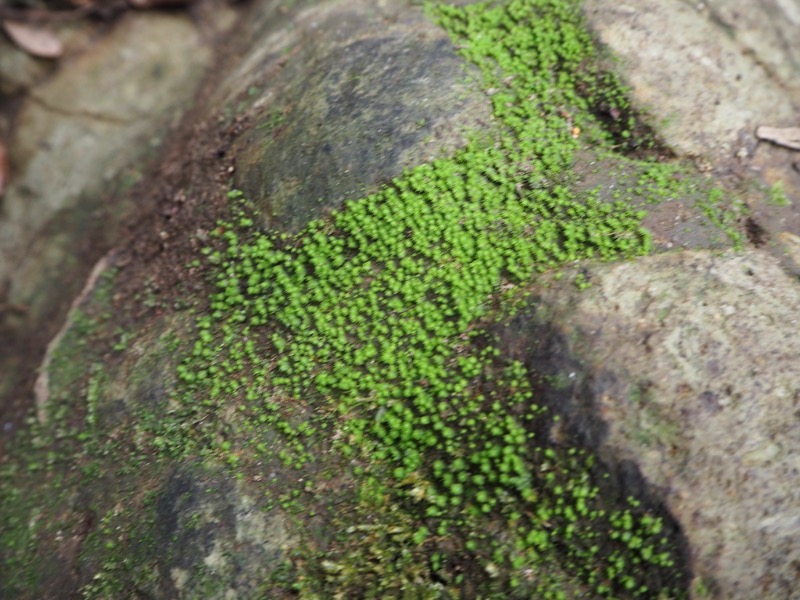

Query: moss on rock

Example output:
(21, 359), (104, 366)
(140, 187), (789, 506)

(2, 0), (756, 598)
(154, 0), (697, 597)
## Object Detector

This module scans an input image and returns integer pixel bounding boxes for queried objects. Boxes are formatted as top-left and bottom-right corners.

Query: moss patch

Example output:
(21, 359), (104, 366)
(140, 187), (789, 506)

(2, 0), (756, 597)
(149, 0), (698, 597)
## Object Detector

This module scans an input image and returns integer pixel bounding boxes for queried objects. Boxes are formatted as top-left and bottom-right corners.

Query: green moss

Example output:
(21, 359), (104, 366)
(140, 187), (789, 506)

(149, 1), (689, 597)
(697, 186), (747, 250)
(258, 106), (290, 150)
(1, 0), (729, 597)
(767, 180), (791, 207)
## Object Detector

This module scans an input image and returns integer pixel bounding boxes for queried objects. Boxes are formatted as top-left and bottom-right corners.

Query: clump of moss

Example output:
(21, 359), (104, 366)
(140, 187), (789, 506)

(1, 1), (706, 598)
(151, 0), (691, 597)
(697, 186), (747, 250)
(767, 180), (790, 207)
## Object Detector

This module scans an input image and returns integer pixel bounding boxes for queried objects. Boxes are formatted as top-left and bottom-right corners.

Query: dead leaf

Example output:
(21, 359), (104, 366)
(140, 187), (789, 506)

(756, 126), (800, 151)
(1, 19), (63, 59)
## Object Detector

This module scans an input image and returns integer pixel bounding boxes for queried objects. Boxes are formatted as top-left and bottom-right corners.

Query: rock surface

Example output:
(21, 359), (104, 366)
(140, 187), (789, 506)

(584, 0), (800, 273)
(220, 0), (492, 232)
(2, 13), (211, 309)
(0, 5), (235, 424)
(583, 0), (800, 160)
(496, 249), (800, 598)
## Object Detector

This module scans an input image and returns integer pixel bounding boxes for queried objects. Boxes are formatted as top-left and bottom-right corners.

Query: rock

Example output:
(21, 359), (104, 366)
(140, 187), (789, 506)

(497, 249), (800, 598)
(703, 0), (800, 102)
(2, 12), (209, 307)
(0, 6), (232, 430)
(153, 461), (297, 600)
(2, 12), (211, 319)
(583, 0), (799, 162)
(583, 0), (800, 275)
(219, 0), (491, 232)
(0, 33), (52, 95)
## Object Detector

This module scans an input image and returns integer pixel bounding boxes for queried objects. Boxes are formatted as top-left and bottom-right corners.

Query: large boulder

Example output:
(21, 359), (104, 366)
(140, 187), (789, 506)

(496, 249), (800, 598)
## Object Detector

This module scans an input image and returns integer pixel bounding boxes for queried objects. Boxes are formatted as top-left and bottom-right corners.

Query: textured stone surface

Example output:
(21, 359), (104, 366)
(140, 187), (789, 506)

(0, 34), (51, 96)
(499, 250), (800, 598)
(1, 13), (212, 321)
(218, 0), (491, 232)
(584, 0), (800, 278)
(153, 461), (297, 600)
(583, 0), (799, 161)
(0, 7), (232, 433)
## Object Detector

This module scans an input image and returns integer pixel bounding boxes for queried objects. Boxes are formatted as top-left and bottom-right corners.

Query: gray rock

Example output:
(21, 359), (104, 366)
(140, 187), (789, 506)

(0, 10), (241, 594)
(0, 8), (231, 430)
(153, 461), (297, 600)
(1, 13), (214, 320)
(583, 0), (799, 162)
(583, 0), (800, 275)
(0, 35), (52, 96)
(218, 0), (491, 232)
(498, 249), (800, 598)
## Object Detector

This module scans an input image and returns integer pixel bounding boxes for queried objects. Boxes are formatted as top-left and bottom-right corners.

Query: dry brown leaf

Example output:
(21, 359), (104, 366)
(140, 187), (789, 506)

(756, 126), (800, 151)
(1, 19), (63, 59)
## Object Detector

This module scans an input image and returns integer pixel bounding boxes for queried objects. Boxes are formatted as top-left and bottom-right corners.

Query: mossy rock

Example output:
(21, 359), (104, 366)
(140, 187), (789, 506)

(2, 1), (776, 599)
(223, 0), (493, 233)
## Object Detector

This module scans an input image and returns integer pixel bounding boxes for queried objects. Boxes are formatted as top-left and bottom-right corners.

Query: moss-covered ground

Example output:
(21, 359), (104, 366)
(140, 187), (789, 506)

(1, 0), (750, 598)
